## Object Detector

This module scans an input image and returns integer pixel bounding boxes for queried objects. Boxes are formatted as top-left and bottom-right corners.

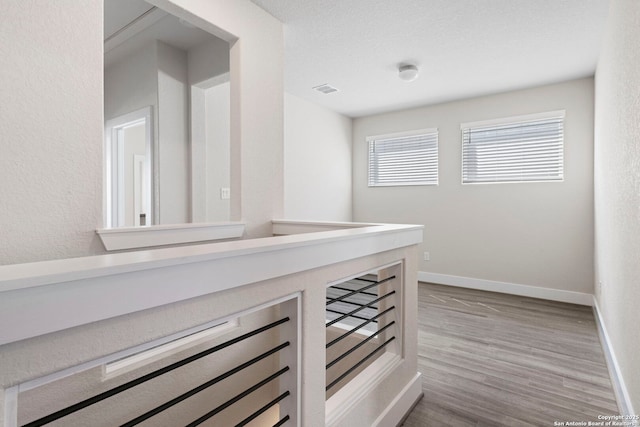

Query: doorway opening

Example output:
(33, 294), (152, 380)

(105, 106), (153, 228)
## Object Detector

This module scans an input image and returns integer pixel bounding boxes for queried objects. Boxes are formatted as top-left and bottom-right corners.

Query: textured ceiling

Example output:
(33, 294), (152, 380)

(250, 0), (609, 117)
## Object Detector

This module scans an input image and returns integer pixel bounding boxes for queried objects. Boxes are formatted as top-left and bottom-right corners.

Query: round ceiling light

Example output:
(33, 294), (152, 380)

(398, 64), (419, 82)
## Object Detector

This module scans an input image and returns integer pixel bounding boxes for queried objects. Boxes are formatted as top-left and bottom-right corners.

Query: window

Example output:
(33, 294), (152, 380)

(368, 129), (438, 187)
(461, 111), (565, 184)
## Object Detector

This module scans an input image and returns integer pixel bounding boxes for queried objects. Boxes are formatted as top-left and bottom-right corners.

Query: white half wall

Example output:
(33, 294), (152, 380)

(0, 1), (104, 265)
(284, 93), (353, 221)
(594, 0), (640, 415)
(353, 78), (595, 295)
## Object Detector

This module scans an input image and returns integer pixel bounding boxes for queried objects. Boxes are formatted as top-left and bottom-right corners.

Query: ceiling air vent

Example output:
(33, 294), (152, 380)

(312, 83), (339, 94)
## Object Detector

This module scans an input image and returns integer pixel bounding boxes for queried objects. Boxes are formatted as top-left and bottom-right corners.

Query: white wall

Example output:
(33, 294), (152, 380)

(594, 0), (640, 414)
(353, 78), (595, 297)
(188, 37), (231, 223)
(0, 0), (283, 265)
(0, 2), (294, 423)
(187, 36), (229, 86)
(284, 93), (353, 221)
(0, 0), (103, 265)
(156, 41), (190, 224)
(205, 82), (231, 221)
(153, 0), (285, 238)
(104, 43), (157, 124)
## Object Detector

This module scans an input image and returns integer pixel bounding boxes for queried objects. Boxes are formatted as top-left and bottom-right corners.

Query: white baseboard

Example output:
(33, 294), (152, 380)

(373, 372), (423, 427)
(418, 271), (593, 306)
(592, 298), (637, 420)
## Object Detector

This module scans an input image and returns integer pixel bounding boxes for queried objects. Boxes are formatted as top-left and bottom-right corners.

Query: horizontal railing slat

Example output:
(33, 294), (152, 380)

(121, 342), (290, 427)
(22, 317), (290, 427)
(326, 321), (396, 370)
(273, 415), (290, 427)
(326, 291), (395, 327)
(329, 285), (378, 297)
(326, 306), (395, 349)
(326, 307), (378, 323)
(186, 366), (290, 427)
(325, 276), (395, 306)
(326, 337), (396, 392)
(235, 391), (290, 427)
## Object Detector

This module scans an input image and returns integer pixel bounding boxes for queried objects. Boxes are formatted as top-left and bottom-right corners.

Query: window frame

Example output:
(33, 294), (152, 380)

(460, 110), (565, 185)
(367, 128), (439, 187)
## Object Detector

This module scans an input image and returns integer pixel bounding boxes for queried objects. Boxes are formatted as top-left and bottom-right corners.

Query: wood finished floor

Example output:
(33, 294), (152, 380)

(401, 283), (619, 427)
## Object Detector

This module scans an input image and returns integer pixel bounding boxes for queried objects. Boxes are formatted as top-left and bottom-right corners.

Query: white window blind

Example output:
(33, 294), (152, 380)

(461, 111), (564, 184)
(368, 129), (438, 187)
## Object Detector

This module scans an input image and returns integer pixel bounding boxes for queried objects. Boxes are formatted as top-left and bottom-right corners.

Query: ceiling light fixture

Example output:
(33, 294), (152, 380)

(398, 64), (419, 82)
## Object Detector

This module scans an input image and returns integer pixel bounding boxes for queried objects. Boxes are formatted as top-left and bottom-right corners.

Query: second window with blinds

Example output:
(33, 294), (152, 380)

(367, 129), (439, 187)
(461, 111), (565, 184)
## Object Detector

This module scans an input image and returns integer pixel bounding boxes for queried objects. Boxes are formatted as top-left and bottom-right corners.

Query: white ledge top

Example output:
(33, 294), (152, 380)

(96, 222), (246, 251)
(0, 222), (423, 294)
(0, 221), (423, 345)
(96, 222), (244, 234)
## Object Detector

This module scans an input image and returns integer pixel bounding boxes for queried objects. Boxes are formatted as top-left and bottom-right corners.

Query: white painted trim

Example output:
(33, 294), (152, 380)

(372, 372), (422, 427)
(277, 294), (302, 427)
(104, 7), (167, 53)
(460, 109), (566, 130)
(326, 353), (401, 426)
(3, 386), (18, 427)
(272, 219), (378, 235)
(366, 127), (438, 142)
(325, 261), (402, 289)
(103, 319), (238, 379)
(133, 154), (146, 227)
(0, 224), (422, 345)
(96, 222), (245, 250)
(418, 271), (593, 306)
(194, 71), (230, 90)
(16, 318), (234, 393)
(592, 298), (637, 420)
(15, 292), (300, 393)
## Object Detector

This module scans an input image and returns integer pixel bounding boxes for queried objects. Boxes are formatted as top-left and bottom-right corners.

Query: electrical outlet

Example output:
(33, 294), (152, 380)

(220, 187), (231, 200)
(423, 252), (430, 261)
